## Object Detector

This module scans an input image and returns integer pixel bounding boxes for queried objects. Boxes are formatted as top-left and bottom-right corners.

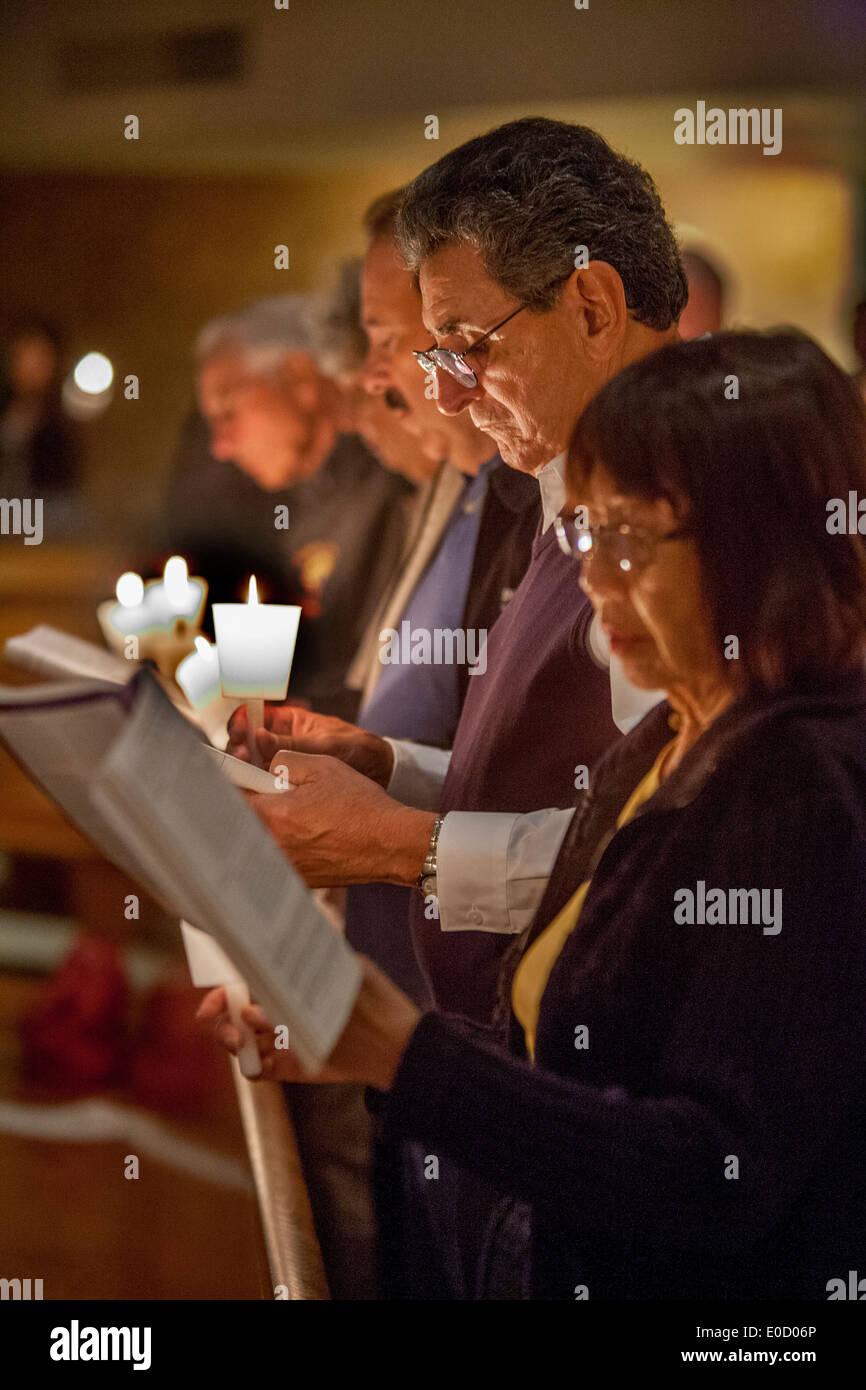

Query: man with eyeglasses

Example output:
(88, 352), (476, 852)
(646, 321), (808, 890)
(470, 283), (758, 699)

(227, 117), (684, 1032)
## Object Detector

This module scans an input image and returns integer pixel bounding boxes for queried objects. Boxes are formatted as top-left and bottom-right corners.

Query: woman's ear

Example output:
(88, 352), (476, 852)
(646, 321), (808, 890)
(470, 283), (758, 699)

(568, 262), (628, 363)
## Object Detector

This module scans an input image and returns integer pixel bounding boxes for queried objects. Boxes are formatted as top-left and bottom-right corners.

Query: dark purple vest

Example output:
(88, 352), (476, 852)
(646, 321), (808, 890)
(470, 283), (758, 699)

(408, 525), (619, 1022)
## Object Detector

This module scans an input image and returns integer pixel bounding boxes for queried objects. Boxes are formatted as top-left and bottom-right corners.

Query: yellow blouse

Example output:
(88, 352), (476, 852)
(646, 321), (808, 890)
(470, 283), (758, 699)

(512, 734), (679, 1060)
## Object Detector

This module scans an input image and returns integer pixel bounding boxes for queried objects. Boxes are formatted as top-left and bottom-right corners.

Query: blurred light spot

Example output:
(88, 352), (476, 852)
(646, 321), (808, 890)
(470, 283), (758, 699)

(163, 555), (192, 607)
(73, 352), (114, 394)
(116, 572), (145, 607)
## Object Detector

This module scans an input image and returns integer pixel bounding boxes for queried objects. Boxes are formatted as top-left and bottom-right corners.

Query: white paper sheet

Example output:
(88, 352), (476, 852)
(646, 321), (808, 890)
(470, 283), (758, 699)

(0, 672), (360, 1070)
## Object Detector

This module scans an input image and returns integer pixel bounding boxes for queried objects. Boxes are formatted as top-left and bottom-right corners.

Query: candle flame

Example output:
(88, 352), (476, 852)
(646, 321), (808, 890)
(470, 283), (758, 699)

(116, 572), (144, 608)
(164, 555), (191, 606)
(248, 575), (259, 606)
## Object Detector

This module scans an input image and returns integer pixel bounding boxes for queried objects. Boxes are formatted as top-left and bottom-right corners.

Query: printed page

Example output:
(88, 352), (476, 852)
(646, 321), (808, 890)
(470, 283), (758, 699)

(4, 626), (137, 685)
(92, 673), (361, 1069)
(0, 680), (208, 920)
(4, 624), (233, 749)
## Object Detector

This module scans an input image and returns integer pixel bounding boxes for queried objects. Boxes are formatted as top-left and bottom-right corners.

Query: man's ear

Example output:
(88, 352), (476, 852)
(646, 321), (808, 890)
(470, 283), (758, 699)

(281, 352), (325, 412)
(567, 262), (628, 363)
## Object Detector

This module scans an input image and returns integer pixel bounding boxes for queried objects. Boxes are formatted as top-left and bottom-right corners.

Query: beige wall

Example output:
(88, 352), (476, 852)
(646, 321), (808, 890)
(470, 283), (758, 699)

(665, 166), (854, 358)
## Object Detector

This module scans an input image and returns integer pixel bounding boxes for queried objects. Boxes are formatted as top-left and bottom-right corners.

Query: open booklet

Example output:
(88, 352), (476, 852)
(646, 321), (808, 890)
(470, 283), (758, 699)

(4, 625), (235, 748)
(0, 668), (361, 1070)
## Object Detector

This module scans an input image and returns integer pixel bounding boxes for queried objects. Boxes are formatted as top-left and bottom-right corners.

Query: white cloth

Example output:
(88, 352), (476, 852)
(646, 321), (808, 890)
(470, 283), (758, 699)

(384, 736), (451, 812)
(436, 807), (573, 934)
(535, 451), (568, 532)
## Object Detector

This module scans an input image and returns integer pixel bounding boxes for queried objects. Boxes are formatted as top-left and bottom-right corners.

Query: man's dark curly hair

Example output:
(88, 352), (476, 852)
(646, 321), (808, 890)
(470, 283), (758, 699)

(396, 117), (688, 331)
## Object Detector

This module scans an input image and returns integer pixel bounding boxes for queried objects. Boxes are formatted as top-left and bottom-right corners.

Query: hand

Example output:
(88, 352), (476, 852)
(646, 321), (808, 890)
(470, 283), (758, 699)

(196, 955), (422, 1091)
(244, 749), (436, 887)
(227, 702), (394, 786)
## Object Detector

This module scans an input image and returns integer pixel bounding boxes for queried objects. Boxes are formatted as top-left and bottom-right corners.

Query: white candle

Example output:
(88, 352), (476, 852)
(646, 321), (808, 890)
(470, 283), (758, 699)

(175, 635), (222, 709)
(212, 576), (301, 765)
(147, 556), (207, 628)
(179, 920), (261, 1078)
(213, 577), (301, 698)
(105, 571), (161, 638)
(116, 571), (144, 608)
(164, 555), (194, 610)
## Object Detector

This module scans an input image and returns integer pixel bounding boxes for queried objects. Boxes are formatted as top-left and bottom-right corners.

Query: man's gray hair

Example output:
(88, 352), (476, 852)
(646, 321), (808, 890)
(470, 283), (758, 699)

(195, 294), (322, 377)
(396, 117), (688, 331)
(314, 258), (368, 378)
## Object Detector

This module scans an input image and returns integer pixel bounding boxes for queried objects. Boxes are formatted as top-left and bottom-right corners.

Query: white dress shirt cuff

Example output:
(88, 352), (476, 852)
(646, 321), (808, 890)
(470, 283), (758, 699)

(436, 807), (573, 935)
(384, 738), (452, 811)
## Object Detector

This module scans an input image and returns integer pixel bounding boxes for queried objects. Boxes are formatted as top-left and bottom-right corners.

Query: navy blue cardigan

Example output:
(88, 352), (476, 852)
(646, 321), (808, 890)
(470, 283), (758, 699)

(377, 673), (866, 1299)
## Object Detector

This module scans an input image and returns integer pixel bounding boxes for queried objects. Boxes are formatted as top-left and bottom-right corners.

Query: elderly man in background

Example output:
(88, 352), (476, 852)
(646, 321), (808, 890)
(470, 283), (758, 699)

(160, 293), (412, 714)
(314, 255), (437, 489)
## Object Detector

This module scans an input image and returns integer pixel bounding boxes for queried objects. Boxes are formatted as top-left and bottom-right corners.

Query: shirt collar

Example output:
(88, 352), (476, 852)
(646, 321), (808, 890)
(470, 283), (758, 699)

(535, 452), (567, 533)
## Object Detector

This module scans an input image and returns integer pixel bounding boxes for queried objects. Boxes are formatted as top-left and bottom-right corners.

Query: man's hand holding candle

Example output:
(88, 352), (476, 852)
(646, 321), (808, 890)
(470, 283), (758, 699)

(243, 749), (435, 888)
(228, 704), (395, 787)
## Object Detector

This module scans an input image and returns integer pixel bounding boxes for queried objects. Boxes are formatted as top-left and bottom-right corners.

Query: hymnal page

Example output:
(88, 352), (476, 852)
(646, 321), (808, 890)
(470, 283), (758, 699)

(0, 672), (361, 1070)
(4, 626), (138, 685)
(91, 673), (360, 1068)
(4, 624), (233, 750)
(0, 678), (179, 909)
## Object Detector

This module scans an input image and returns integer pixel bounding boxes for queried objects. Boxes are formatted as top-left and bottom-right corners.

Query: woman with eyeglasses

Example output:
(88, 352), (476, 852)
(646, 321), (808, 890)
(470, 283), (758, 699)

(205, 331), (866, 1300)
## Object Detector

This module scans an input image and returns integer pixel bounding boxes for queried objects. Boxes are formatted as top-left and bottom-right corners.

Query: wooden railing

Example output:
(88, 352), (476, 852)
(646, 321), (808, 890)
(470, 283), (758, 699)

(230, 1058), (331, 1300)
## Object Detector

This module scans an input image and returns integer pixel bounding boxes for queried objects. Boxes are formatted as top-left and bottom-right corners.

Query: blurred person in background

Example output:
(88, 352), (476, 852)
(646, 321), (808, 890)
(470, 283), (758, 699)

(316, 256), (437, 488)
(0, 313), (85, 534)
(678, 249), (728, 339)
(160, 293), (412, 713)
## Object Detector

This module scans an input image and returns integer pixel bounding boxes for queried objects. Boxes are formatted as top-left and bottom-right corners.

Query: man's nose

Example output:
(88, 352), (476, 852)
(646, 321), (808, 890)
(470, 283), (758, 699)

(363, 346), (390, 396)
(434, 368), (483, 416)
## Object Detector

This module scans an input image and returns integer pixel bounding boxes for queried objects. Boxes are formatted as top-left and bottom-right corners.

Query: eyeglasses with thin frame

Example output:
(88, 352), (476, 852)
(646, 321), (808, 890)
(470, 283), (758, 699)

(413, 275), (571, 389)
(553, 514), (693, 575)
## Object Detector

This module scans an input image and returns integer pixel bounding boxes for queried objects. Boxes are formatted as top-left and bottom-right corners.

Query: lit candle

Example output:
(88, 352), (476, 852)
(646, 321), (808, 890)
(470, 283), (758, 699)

(212, 576), (301, 765)
(99, 571), (162, 650)
(164, 555), (194, 610)
(175, 636), (222, 709)
(148, 555), (207, 628)
(116, 571), (144, 609)
(98, 557), (208, 674)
